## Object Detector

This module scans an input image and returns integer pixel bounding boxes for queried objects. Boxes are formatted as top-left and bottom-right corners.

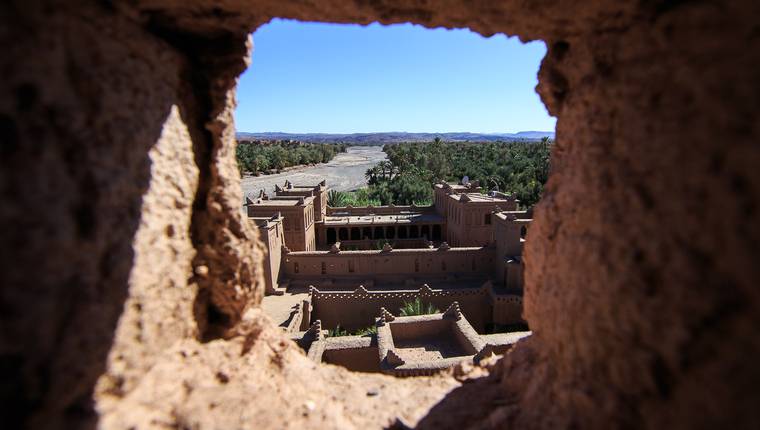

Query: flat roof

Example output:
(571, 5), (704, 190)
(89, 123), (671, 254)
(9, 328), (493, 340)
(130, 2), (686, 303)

(324, 212), (445, 225)
(249, 200), (301, 207)
(275, 190), (315, 198)
(449, 193), (512, 203)
(249, 216), (279, 221)
(249, 216), (282, 228)
(494, 211), (532, 222)
(435, 183), (470, 190)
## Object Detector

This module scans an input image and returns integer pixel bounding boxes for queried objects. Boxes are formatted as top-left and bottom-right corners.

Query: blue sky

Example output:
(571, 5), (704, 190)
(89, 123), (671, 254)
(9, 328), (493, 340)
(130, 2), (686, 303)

(234, 19), (555, 134)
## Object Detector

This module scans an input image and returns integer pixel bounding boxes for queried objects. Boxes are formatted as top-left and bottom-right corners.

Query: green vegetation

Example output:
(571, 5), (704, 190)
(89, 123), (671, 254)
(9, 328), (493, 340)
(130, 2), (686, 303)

(236, 141), (347, 175)
(327, 188), (382, 207)
(327, 189), (348, 207)
(327, 324), (378, 337)
(484, 322), (530, 334)
(364, 138), (551, 207)
(354, 325), (378, 336)
(398, 298), (439, 316)
(327, 325), (349, 337)
(374, 240), (390, 250)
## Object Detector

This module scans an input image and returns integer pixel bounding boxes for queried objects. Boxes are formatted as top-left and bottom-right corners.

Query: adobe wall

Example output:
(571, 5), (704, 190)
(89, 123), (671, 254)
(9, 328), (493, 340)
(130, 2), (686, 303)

(315, 186), (327, 221)
(494, 212), (531, 288)
(389, 318), (452, 341)
(249, 204), (316, 251)
(0, 3), (263, 427)
(310, 285), (523, 332)
(446, 195), (517, 247)
(258, 219), (283, 293)
(322, 346), (381, 373)
(327, 204), (435, 216)
(329, 237), (431, 250)
(283, 247), (495, 280)
(2, 0), (758, 429)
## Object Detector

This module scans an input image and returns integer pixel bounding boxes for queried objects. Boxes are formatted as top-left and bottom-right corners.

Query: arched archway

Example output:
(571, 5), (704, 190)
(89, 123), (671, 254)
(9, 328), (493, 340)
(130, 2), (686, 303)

(432, 225), (442, 241)
(410, 225), (419, 238)
(398, 226), (408, 239)
(326, 228), (337, 244)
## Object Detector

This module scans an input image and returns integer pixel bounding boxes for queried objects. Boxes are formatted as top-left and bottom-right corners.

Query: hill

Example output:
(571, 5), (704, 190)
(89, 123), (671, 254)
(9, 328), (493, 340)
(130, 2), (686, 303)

(235, 131), (554, 145)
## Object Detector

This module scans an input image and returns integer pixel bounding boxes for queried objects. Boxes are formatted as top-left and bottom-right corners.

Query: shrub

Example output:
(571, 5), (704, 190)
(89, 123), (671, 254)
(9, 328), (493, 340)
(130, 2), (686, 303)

(327, 324), (377, 337)
(398, 297), (439, 316)
(354, 326), (378, 337)
(328, 325), (349, 337)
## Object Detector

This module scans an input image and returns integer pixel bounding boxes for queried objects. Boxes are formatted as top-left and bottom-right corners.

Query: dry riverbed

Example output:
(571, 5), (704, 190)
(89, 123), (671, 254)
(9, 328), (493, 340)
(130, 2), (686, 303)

(241, 146), (387, 199)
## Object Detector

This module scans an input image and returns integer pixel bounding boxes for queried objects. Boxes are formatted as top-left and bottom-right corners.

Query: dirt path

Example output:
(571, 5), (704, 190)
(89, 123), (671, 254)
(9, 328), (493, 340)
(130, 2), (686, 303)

(241, 146), (387, 199)
(261, 293), (309, 328)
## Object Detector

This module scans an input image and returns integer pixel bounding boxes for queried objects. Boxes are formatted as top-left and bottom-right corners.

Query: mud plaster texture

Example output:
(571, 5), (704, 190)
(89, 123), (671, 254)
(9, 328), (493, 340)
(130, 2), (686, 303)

(1, 0), (759, 429)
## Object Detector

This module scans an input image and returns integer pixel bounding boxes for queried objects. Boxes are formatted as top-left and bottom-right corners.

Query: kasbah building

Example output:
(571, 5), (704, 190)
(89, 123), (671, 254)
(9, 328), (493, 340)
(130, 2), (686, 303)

(247, 179), (532, 376)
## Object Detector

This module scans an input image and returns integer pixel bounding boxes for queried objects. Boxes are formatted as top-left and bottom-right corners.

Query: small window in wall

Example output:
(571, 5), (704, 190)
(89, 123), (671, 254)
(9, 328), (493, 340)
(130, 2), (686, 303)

(471, 259), (476, 271)
(441, 261), (447, 271)
(414, 258), (420, 272)
(485, 213), (491, 225)
(321, 262), (327, 275)
(348, 260), (355, 273)
(294, 262), (299, 274)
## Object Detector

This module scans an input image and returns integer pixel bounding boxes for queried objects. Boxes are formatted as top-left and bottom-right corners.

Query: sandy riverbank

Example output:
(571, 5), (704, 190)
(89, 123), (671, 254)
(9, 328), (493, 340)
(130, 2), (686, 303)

(241, 146), (387, 199)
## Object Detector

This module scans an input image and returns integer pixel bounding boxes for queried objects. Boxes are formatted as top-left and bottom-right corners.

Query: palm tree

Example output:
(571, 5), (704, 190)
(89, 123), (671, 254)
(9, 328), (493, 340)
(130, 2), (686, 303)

(327, 190), (349, 207)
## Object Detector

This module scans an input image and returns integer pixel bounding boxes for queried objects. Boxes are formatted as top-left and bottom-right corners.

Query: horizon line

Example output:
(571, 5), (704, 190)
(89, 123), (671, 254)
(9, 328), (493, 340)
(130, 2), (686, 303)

(235, 130), (555, 134)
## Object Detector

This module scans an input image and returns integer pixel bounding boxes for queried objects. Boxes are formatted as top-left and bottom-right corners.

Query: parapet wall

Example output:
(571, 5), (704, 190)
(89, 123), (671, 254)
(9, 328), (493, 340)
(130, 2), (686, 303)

(283, 247), (495, 280)
(330, 237), (431, 251)
(327, 204), (435, 216)
(310, 284), (523, 332)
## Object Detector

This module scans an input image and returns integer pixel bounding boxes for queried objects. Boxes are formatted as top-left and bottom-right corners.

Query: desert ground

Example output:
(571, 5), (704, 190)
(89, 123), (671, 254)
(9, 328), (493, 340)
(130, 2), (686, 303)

(241, 146), (387, 200)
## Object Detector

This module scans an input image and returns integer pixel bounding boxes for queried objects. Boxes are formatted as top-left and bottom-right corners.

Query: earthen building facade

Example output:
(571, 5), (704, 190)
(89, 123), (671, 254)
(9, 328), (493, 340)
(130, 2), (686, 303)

(248, 179), (532, 373)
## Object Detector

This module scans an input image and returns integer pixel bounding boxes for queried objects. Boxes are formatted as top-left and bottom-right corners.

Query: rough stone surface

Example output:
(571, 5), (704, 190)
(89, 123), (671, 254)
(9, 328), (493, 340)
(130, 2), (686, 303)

(98, 310), (459, 429)
(1, 0), (759, 429)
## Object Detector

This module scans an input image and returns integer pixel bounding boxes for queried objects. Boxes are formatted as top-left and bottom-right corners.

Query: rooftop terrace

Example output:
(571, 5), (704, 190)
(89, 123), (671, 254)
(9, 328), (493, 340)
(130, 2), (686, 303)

(449, 192), (515, 203)
(324, 212), (444, 225)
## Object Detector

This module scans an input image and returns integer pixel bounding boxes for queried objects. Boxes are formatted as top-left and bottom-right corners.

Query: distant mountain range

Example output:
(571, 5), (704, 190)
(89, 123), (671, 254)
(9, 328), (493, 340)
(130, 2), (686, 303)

(235, 131), (554, 144)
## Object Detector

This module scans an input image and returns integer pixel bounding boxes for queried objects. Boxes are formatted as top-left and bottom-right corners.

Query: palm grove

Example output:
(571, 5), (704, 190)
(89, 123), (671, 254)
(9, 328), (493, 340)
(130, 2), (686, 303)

(236, 141), (347, 175)
(329, 138), (551, 208)
(236, 138), (552, 209)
